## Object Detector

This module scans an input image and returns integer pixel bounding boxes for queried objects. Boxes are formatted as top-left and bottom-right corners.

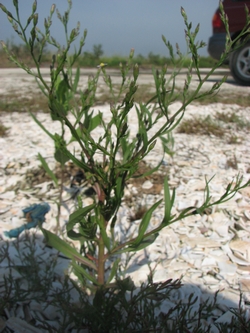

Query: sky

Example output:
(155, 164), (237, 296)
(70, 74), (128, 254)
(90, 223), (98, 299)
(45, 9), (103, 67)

(0, 0), (220, 58)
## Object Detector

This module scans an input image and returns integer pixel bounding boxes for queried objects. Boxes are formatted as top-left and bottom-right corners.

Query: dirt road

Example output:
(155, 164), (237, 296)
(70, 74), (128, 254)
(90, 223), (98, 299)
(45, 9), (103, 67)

(0, 67), (249, 100)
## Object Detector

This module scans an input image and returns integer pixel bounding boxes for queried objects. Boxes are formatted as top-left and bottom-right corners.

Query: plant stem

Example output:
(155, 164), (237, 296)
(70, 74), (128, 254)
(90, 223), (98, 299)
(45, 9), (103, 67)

(97, 236), (105, 285)
(56, 164), (65, 234)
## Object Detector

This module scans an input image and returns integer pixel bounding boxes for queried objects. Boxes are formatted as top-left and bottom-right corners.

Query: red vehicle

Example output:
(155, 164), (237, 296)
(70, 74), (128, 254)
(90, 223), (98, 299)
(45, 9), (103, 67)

(208, 0), (250, 85)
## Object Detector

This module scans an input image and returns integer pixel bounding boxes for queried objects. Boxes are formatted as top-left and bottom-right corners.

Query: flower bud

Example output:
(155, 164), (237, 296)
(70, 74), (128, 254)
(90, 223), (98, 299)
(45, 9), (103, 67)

(50, 4), (56, 15)
(0, 40), (7, 51)
(33, 13), (38, 26)
(133, 63), (139, 81)
(0, 4), (14, 19)
(13, 23), (20, 35)
(194, 23), (200, 36)
(219, 0), (224, 14)
(13, 0), (18, 9)
(181, 7), (187, 21)
(0, 3), (7, 14)
(70, 28), (76, 41)
(120, 122), (128, 137)
(8, 15), (13, 23)
(56, 9), (62, 21)
(162, 64), (167, 76)
(32, 0), (37, 13)
(79, 37), (85, 48)
(129, 48), (134, 59)
(44, 18), (48, 29)
(64, 11), (69, 24)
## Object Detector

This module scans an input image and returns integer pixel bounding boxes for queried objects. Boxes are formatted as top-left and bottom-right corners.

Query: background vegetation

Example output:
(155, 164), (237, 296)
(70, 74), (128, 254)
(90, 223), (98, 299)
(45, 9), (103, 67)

(0, 40), (218, 68)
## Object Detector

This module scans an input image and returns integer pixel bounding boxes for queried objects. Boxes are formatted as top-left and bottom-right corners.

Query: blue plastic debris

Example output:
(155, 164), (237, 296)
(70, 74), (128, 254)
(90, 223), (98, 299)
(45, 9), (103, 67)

(4, 202), (51, 238)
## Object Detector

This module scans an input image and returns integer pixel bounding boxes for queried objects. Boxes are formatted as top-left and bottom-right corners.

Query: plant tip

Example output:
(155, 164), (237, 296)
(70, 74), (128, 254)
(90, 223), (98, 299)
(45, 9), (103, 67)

(50, 4), (56, 14)
(32, 0), (37, 13)
(181, 7), (187, 17)
(129, 48), (135, 58)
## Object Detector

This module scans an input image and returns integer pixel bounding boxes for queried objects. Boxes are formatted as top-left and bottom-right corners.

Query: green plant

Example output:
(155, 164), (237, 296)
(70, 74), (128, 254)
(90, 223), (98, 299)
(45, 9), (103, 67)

(0, 92), (49, 113)
(177, 110), (250, 139)
(215, 111), (250, 130)
(1, 232), (250, 332)
(1, 0), (250, 296)
(177, 115), (224, 137)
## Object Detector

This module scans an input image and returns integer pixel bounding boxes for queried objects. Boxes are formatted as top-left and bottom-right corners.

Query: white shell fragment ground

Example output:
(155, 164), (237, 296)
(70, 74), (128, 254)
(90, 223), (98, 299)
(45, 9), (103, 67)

(0, 98), (250, 331)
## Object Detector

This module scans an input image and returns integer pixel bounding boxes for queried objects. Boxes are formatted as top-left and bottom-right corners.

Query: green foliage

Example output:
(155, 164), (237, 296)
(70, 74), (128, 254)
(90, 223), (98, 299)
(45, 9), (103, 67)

(215, 111), (250, 129)
(0, 41), (218, 69)
(1, 2), (250, 330)
(177, 111), (250, 138)
(177, 115), (224, 137)
(1, 235), (250, 332)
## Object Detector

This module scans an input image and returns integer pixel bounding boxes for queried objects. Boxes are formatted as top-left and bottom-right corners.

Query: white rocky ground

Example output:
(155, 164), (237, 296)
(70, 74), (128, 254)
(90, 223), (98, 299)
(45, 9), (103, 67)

(0, 69), (250, 332)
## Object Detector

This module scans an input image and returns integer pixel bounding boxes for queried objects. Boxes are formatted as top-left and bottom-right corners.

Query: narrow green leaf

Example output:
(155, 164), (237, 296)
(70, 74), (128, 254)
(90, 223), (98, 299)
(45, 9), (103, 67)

(140, 103), (153, 128)
(67, 229), (89, 242)
(147, 140), (156, 152)
(37, 153), (58, 186)
(164, 177), (171, 222)
(114, 175), (124, 199)
(62, 148), (92, 173)
(41, 228), (97, 271)
(132, 159), (163, 179)
(121, 234), (158, 253)
(67, 204), (95, 231)
(73, 67), (80, 92)
(171, 187), (176, 208)
(29, 112), (55, 140)
(177, 206), (198, 220)
(88, 113), (103, 132)
(82, 109), (94, 129)
(204, 176), (214, 205)
(134, 199), (162, 246)
(141, 129), (148, 150)
(57, 78), (69, 104)
(106, 258), (120, 284)
(160, 133), (175, 156)
(69, 127), (82, 143)
(71, 259), (99, 286)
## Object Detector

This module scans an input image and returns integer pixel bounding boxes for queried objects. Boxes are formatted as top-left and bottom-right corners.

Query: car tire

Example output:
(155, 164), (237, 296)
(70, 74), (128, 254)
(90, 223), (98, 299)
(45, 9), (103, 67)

(229, 41), (250, 86)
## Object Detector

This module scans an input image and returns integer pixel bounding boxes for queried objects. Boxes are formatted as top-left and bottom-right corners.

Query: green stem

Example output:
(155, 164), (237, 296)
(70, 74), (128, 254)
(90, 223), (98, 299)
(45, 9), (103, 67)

(12, 6), (51, 92)
(55, 163), (65, 235)
(110, 177), (249, 256)
(147, 57), (227, 147)
(97, 236), (105, 285)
